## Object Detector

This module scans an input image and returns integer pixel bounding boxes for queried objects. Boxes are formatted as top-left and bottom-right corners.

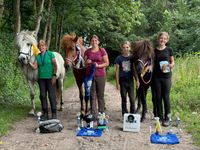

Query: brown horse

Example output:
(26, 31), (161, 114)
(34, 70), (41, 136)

(61, 33), (89, 114)
(131, 39), (155, 122)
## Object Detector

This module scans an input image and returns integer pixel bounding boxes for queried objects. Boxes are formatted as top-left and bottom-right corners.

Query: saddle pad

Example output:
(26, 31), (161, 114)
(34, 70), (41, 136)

(150, 132), (179, 144)
(76, 127), (103, 137)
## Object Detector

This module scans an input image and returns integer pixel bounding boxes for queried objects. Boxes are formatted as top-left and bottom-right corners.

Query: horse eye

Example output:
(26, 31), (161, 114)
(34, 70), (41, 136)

(27, 43), (31, 47)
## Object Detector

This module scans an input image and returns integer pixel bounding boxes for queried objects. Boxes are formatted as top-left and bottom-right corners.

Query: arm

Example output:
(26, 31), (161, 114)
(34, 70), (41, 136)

(29, 61), (38, 70)
(115, 64), (120, 90)
(96, 54), (109, 68)
(169, 56), (175, 69)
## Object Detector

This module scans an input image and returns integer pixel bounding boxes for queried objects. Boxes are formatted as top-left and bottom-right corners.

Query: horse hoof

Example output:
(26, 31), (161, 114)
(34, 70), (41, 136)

(140, 117), (145, 122)
(140, 115), (146, 122)
(28, 109), (36, 116)
(57, 107), (62, 111)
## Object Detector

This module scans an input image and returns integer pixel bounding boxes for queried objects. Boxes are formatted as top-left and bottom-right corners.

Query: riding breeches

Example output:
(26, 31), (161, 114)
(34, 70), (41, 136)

(119, 77), (135, 116)
(154, 77), (171, 121)
(90, 76), (106, 118)
(38, 79), (57, 113)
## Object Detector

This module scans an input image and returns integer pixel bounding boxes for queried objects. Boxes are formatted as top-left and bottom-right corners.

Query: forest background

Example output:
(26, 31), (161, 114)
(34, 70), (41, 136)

(0, 0), (199, 146)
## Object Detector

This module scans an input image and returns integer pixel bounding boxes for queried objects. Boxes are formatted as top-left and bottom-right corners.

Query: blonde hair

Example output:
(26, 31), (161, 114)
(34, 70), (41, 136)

(157, 31), (170, 40)
(38, 40), (47, 46)
(121, 41), (131, 50)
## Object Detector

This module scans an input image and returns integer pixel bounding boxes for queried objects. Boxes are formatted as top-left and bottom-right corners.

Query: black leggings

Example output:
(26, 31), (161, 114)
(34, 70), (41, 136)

(154, 77), (171, 120)
(38, 79), (56, 114)
(119, 77), (135, 115)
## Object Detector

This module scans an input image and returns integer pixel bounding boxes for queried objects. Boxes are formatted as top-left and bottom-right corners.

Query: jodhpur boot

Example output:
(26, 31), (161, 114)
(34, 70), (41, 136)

(40, 112), (49, 121)
(52, 112), (57, 119)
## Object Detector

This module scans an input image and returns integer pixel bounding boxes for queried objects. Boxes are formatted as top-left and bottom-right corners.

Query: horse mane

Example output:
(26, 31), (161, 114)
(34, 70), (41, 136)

(16, 30), (38, 47)
(61, 33), (81, 52)
(131, 39), (154, 60)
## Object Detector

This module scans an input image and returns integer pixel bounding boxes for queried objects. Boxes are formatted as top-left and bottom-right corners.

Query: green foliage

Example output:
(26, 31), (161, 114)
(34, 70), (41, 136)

(0, 33), (30, 105)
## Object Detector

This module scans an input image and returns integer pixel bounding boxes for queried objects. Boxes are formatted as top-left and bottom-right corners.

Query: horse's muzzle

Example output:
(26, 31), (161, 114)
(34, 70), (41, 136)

(18, 55), (28, 65)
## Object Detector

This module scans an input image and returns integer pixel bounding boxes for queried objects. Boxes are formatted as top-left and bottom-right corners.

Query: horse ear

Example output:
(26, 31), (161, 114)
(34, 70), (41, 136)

(31, 31), (37, 38)
(73, 36), (79, 43)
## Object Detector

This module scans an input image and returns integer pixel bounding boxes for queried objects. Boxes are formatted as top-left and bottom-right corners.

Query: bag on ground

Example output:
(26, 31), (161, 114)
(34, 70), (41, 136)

(38, 119), (64, 133)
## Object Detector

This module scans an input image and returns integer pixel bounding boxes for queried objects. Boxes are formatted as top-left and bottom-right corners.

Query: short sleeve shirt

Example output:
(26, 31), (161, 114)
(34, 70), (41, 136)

(84, 48), (107, 77)
(36, 51), (55, 79)
(115, 55), (134, 78)
(153, 47), (173, 79)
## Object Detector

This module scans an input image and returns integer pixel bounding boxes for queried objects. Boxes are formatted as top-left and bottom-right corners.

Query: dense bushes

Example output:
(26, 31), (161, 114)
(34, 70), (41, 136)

(0, 34), (30, 105)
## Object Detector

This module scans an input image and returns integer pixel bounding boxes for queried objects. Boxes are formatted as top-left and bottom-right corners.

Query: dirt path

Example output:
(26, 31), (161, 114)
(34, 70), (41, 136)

(0, 82), (199, 150)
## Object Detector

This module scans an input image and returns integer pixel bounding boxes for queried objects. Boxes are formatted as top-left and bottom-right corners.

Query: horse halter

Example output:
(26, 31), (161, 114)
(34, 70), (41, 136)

(65, 44), (85, 69)
(137, 58), (153, 84)
(18, 42), (33, 64)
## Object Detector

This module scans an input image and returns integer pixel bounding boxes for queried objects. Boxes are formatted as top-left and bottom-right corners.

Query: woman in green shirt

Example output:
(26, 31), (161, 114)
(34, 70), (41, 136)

(30, 40), (57, 121)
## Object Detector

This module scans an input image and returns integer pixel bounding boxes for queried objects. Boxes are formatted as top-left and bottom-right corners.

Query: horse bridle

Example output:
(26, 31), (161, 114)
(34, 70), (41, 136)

(137, 58), (153, 84)
(19, 42), (33, 63)
(65, 44), (84, 69)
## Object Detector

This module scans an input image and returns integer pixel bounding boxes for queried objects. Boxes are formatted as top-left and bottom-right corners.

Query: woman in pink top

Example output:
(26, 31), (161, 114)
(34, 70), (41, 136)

(84, 35), (109, 119)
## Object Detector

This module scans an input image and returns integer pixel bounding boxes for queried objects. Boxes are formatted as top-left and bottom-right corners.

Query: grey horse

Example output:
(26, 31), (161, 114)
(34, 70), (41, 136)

(16, 30), (65, 115)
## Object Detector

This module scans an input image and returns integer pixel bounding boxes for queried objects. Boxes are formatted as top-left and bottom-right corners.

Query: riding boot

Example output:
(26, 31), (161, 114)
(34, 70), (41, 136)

(40, 112), (49, 121)
(51, 109), (57, 119)
(52, 112), (57, 119)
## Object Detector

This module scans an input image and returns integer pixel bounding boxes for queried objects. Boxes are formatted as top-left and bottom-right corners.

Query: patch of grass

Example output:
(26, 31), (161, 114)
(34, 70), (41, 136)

(0, 104), (31, 135)
(64, 69), (75, 89)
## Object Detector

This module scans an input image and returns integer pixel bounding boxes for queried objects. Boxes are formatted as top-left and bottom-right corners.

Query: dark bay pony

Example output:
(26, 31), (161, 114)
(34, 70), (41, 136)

(61, 33), (89, 114)
(131, 39), (155, 122)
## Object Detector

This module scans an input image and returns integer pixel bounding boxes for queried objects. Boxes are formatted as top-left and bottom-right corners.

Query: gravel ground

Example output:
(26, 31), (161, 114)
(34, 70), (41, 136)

(0, 82), (199, 150)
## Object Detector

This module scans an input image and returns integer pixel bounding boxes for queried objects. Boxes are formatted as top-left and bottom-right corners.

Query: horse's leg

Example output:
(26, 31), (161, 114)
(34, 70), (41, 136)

(78, 85), (84, 112)
(140, 87), (147, 122)
(56, 78), (63, 111)
(28, 80), (36, 116)
(135, 89), (141, 113)
(57, 78), (64, 111)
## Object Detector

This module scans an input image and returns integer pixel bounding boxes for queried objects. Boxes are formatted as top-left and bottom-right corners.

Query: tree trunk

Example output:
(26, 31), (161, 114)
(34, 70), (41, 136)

(35, 0), (44, 36)
(13, 0), (21, 35)
(43, 20), (48, 41)
(58, 15), (64, 52)
(43, 0), (52, 42)
(46, 17), (52, 49)
(33, 0), (37, 18)
(54, 13), (59, 50)
(0, 0), (4, 23)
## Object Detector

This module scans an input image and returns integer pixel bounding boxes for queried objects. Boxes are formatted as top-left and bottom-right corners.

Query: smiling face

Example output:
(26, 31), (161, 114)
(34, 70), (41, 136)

(38, 40), (47, 54)
(90, 35), (100, 48)
(157, 32), (169, 47)
(122, 43), (130, 56)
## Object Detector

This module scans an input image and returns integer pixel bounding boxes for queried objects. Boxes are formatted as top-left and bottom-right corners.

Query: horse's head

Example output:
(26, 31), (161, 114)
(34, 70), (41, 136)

(131, 39), (154, 78)
(16, 31), (38, 65)
(61, 33), (85, 68)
